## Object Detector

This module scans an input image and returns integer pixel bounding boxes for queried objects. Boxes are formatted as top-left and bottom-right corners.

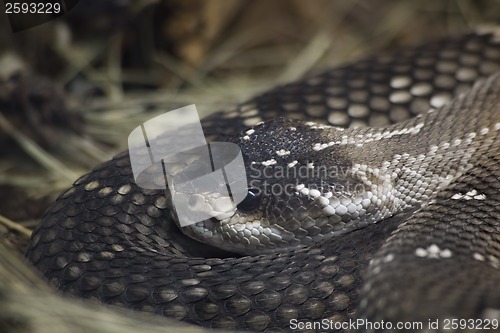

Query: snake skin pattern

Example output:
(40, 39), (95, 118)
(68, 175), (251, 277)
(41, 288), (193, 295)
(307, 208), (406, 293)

(26, 30), (500, 332)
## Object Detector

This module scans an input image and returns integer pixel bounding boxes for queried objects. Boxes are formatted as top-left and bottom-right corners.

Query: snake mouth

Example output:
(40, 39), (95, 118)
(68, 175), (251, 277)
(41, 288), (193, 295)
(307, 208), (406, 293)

(190, 219), (220, 233)
(169, 188), (238, 231)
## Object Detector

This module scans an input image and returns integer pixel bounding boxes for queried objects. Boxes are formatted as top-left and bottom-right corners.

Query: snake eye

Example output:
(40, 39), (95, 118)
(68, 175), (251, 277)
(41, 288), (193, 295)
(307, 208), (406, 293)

(237, 188), (261, 212)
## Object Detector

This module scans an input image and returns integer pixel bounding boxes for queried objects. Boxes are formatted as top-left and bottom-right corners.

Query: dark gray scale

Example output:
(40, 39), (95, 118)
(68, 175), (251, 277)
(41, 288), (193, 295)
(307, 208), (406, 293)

(26, 30), (500, 332)
(360, 146), (500, 326)
(203, 32), (500, 140)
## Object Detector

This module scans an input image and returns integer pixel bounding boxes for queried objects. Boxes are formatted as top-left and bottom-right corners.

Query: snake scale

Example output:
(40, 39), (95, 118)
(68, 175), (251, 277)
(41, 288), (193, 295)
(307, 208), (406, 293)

(26, 29), (500, 332)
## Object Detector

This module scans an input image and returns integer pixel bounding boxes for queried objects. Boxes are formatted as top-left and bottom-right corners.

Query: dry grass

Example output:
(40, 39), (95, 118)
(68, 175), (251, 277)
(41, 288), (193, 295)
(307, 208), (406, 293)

(0, 1), (498, 331)
(0, 0), (499, 243)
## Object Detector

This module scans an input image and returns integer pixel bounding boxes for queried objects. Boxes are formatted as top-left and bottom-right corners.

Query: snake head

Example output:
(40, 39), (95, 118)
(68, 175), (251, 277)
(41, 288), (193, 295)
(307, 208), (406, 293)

(176, 118), (388, 255)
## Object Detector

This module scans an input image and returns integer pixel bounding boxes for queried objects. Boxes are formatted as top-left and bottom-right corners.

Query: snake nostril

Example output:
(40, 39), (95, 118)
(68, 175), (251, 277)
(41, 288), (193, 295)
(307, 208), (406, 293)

(237, 188), (261, 212)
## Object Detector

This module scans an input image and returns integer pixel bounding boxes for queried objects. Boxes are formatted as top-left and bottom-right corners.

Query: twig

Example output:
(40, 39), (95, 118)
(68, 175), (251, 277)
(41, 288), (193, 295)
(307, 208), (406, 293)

(0, 214), (32, 238)
(0, 112), (79, 182)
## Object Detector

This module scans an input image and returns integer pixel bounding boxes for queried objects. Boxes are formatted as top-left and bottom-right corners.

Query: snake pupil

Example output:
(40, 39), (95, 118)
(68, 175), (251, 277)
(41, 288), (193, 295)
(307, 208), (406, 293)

(237, 188), (261, 212)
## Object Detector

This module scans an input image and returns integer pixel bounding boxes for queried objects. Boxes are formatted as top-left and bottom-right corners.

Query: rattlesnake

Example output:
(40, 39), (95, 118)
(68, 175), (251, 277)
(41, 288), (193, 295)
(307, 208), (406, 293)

(26, 29), (500, 332)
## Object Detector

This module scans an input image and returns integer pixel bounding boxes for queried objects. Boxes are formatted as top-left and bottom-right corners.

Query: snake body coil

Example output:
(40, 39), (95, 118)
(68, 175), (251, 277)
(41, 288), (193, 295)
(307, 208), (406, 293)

(27, 30), (500, 332)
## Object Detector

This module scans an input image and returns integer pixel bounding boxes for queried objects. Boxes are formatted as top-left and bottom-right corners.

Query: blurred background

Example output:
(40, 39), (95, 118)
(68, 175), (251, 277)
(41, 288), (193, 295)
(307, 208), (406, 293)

(0, 0), (499, 254)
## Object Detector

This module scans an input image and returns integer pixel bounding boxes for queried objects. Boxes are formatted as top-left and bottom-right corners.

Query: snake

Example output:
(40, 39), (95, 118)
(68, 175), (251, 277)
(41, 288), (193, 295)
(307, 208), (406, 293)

(26, 29), (500, 332)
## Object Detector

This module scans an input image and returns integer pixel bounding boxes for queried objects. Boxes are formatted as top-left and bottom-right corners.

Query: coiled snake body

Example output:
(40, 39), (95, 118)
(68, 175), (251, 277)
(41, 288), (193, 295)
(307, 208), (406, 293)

(27, 30), (500, 332)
